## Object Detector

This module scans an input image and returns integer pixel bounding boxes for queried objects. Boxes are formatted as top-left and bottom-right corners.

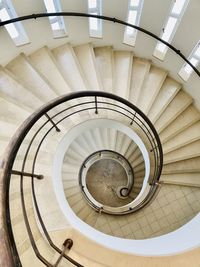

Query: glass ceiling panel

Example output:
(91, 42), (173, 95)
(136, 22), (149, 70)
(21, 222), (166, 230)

(171, 0), (186, 15)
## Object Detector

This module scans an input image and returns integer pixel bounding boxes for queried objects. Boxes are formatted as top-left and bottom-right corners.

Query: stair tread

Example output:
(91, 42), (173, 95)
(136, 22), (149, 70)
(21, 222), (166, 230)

(161, 173), (200, 187)
(52, 43), (87, 91)
(113, 50), (133, 99)
(148, 77), (181, 122)
(136, 66), (167, 114)
(6, 53), (57, 102)
(160, 105), (200, 143)
(74, 43), (101, 90)
(29, 46), (71, 95)
(0, 66), (43, 111)
(94, 46), (114, 93)
(154, 90), (193, 133)
(163, 121), (200, 153)
(129, 57), (151, 105)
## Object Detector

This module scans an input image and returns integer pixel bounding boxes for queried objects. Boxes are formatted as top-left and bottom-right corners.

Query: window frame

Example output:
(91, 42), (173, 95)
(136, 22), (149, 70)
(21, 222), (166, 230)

(153, 0), (190, 60)
(123, 0), (144, 47)
(43, 0), (67, 38)
(88, 0), (102, 38)
(0, 0), (29, 46)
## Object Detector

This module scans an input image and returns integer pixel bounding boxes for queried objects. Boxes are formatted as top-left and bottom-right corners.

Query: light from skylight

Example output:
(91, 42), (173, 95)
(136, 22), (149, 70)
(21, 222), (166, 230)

(89, 14), (98, 31)
(194, 45), (200, 58)
(88, 0), (97, 9)
(123, 0), (144, 46)
(184, 57), (198, 74)
(128, 10), (137, 25)
(51, 21), (60, 30)
(153, 0), (189, 60)
(88, 0), (102, 38)
(44, 0), (56, 12)
(0, 7), (10, 21)
(162, 17), (177, 42)
(0, 8), (19, 39)
(156, 42), (167, 54)
(43, 0), (67, 38)
(171, 0), (186, 15)
(130, 0), (140, 7)
(126, 10), (137, 35)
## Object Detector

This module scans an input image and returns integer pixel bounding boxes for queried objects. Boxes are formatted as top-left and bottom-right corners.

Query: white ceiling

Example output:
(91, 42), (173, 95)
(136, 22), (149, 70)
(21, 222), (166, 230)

(0, 0), (200, 108)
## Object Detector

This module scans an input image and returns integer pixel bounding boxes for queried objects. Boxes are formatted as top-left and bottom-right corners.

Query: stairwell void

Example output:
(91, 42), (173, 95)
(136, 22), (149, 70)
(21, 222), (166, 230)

(1, 9), (200, 267)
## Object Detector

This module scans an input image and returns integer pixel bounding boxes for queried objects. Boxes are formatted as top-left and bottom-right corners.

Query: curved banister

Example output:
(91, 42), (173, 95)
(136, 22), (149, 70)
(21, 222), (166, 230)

(0, 91), (163, 266)
(0, 12), (200, 77)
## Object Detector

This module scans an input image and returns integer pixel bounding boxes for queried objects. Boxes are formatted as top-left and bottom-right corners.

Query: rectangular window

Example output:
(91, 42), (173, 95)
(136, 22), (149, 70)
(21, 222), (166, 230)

(179, 42), (200, 81)
(88, 0), (102, 38)
(153, 0), (189, 60)
(43, 0), (67, 38)
(0, 0), (29, 46)
(123, 0), (144, 46)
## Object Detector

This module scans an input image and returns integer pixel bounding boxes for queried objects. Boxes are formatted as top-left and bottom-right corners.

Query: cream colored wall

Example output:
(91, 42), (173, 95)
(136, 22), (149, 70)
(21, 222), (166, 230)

(0, 1), (200, 109)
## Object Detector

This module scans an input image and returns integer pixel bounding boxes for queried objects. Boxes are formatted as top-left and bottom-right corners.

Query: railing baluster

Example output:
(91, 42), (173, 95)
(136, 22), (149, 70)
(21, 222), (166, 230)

(130, 111), (137, 125)
(11, 170), (43, 179)
(54, 239), (73, 267)
(95, 96), (98, 114)
(45, 114), (60, 132)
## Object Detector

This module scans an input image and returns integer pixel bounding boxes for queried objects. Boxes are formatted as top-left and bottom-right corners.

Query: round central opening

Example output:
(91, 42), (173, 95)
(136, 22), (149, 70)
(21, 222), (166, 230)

(86, 158), (130, 207)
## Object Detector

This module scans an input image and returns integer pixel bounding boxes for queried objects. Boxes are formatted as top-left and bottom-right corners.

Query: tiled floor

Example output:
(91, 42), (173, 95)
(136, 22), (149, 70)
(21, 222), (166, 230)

(86, 184), (200, 239)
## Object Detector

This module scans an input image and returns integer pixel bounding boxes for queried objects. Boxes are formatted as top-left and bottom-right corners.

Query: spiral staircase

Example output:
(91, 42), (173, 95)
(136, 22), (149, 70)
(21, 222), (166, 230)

(1, 1), (200, 267)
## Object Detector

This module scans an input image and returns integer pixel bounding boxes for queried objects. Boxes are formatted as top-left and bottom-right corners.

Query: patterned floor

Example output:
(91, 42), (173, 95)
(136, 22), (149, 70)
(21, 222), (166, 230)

(86, 184), (200, 239)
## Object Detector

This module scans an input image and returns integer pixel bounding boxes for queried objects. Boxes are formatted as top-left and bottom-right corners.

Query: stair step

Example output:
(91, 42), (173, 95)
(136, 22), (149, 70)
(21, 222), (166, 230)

(136, 66), (167, 114)
(154, 90), (192, 133)
(163, 157), (200, 174)
(76, 134), (95, 155)
(63, 180), (78, 189)
(164, 140), (200, 164)
(115, 131), (131, 154)
(85, 210), (99, 226)
(64, 186), (80, 198)
(82, 130), (97, 151)
(163, 121), (200, 153)
(70, 140), (90, 159)
(129, 57), (151, 105)
(100, 128), (109, 149)
(69, 194), (86, 214)
(0, 67), (42, 111)
(91, 128), (104, 150)
(113, 51), (133, 99)
(74, 43), (101, 90)
(52, 43), (87, 91)
(160, 105), (200, 143)
(6, 53), (57, 102)
(161, 173), (200, 187)
(0, 96), (31, 125)
(29, 46), (71, 95)
(148, 77), (181, 122)
(94, 46), (114, 93)
(119, 134), (133, 156)
(109, 128), (117, 151)
(124, 142), (138, 159)
(77, 204), (93, 221)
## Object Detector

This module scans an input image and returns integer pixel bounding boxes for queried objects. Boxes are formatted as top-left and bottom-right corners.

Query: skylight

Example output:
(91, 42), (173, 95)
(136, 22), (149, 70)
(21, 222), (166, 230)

(123, 0), (144, 46)
(153, 0), (189, 60)
(0, 0), (29, 46)
(88, 0), (102, 38)
(179, 42), (200, 81)
(43, 0), (67, 38)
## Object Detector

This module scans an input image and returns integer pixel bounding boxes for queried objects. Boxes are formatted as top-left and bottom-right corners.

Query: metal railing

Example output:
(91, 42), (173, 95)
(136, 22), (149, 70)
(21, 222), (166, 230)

(1, 91), (163, 266)
(0, 12), (200, 78)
